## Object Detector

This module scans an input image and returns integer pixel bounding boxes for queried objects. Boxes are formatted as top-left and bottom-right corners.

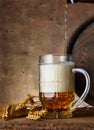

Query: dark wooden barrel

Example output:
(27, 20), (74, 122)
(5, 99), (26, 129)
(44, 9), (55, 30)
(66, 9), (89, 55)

(67, 16), (94, 106)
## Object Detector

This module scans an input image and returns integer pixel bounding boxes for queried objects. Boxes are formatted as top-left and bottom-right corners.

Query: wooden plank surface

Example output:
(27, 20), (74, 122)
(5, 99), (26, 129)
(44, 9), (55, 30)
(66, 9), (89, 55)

(0, 107), (94, 130)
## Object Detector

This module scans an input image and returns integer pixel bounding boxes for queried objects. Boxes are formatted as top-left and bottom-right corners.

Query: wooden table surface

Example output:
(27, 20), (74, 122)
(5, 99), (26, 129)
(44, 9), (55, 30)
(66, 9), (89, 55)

(0, 107), (94, 130)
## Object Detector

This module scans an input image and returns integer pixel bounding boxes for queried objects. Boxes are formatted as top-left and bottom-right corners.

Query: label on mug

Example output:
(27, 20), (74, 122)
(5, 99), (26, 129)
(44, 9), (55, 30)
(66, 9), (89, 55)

(39, 62), (75, 92)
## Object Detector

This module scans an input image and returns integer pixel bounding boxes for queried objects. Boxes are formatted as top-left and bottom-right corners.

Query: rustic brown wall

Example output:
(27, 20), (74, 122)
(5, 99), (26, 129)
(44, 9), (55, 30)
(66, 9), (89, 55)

(0, 0), (94, 104)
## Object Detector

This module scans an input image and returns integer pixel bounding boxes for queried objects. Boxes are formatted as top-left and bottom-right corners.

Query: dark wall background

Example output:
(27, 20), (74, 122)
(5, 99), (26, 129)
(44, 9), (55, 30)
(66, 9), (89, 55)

(0, 0), (94, 104)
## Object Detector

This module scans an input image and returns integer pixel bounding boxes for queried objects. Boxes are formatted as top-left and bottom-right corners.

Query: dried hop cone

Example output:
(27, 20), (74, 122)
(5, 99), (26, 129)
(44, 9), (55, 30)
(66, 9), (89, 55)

(27, 106), (47, 120)
(0, 94), (47, 120)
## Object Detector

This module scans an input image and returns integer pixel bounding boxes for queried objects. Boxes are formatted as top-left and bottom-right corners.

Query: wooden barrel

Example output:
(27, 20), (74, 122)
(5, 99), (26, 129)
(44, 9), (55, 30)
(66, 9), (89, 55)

(67, 16), (94, 106)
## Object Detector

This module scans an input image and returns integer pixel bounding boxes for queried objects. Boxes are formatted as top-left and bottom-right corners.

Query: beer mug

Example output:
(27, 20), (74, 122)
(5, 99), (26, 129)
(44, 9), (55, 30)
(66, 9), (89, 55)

(39, 54), (90, 118)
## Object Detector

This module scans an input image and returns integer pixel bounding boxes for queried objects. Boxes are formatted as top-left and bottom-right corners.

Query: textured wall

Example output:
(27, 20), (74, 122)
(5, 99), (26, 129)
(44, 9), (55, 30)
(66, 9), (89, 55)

(0, 0), (94, 104)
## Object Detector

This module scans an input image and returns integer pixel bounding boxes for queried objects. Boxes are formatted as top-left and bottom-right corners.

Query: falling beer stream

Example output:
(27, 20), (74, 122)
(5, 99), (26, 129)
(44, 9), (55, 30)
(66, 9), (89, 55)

(64, 1), (68, 55)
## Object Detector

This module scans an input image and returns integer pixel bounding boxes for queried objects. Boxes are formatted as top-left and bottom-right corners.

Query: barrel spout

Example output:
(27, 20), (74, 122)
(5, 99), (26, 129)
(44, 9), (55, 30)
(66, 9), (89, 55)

(67, 0), (94, 3)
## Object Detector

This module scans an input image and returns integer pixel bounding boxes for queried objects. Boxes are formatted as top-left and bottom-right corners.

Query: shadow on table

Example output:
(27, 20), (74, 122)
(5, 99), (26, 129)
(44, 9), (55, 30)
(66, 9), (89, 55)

(73, 107), (94, 117)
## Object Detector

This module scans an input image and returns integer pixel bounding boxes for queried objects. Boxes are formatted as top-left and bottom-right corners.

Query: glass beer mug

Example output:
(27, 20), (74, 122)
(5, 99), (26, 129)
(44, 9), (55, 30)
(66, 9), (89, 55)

(39, 54), (90, 118)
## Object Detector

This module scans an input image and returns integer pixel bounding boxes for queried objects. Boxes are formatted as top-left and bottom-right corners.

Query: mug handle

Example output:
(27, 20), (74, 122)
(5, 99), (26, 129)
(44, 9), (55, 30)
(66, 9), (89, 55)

(70, 68), (90, 112)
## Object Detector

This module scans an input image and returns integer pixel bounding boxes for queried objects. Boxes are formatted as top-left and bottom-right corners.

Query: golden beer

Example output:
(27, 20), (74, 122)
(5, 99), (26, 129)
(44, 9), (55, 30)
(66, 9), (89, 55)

(39, 92), (75, 111)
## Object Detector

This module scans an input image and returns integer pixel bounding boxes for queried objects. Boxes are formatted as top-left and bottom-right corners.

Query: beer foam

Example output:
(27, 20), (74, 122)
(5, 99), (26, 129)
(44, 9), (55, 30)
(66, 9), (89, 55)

(40, 62), (75, 92)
